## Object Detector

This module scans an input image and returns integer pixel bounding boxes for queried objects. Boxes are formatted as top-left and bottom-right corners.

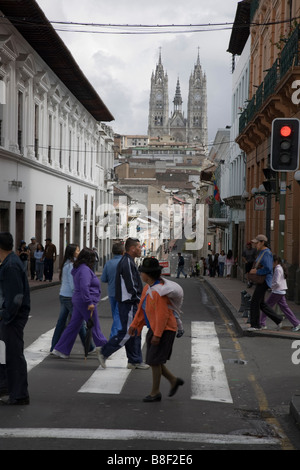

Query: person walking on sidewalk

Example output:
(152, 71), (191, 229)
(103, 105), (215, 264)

(98, 238), (148, 370)
(128, 257), (184, 402)
(0, 232), (30, 405)
(260, 255), (300, 331)
(248, 234), (282, 331)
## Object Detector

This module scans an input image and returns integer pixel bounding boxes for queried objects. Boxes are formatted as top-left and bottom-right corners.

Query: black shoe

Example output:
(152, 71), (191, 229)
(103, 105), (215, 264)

(168, 378), (184, 397)
(143, 393), (162, 402)
(0, 396), (30, 406)
(176, 329), (185, 338)
(0, 389), (9, 398)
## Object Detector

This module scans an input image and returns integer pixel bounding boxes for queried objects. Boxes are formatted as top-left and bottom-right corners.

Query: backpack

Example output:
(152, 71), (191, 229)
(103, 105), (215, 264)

(148, 278), (184, 315)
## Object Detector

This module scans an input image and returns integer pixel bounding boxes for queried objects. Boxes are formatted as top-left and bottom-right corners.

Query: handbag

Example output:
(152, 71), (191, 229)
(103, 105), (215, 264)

(247, 251), (266, 284)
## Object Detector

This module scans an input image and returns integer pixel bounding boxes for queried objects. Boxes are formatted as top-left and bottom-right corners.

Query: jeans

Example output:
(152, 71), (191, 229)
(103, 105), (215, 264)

(35, 260), (44, 281)
(250, 282), (282, 328)
(51, 296), (89, 351)
(109, 296), (122, 339)
(176, 266), (186, 278)
(101, 302), (142, 364)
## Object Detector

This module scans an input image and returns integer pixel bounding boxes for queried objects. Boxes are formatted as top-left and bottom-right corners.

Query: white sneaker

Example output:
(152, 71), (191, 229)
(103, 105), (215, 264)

(247, 327), (261, 331)
(276, 322), (282, 330)
(52, 349), (69, 359)
(292, 324), (300, 332)
(96, 347), (107, 368)
(127, 362), (150, 370)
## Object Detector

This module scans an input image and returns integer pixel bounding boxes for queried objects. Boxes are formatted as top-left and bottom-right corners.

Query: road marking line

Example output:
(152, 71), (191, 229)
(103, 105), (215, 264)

(25, 329), (54, 372)
(191, 321), (233, 403)
(0, 427), (280, 445)
(78, 327), (148, 394)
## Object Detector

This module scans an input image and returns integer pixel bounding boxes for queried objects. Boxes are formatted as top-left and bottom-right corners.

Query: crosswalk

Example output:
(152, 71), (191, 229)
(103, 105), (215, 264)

(23, 321), (233, 403)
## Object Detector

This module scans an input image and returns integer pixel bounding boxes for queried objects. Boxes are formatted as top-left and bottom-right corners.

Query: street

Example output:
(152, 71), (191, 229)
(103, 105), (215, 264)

(1, 276), (300, 454)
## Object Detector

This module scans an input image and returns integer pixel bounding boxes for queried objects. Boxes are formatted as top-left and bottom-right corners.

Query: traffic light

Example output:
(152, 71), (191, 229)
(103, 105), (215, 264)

(271, 118), (300, 171)
(208, 242), (211, 251)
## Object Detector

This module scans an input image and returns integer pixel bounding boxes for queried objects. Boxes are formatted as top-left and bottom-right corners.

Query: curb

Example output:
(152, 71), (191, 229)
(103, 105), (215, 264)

(204, 278), (300, 340)
(203, 277), (300, 431)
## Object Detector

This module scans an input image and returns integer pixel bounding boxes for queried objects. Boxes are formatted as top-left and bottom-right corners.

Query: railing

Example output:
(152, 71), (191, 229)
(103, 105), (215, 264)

(280, 25), (300, 78)
(239, 25), (300, 134)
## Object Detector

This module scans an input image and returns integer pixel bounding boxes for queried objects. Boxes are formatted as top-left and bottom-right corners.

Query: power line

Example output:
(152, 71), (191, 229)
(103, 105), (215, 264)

(3, 15), (300, 35)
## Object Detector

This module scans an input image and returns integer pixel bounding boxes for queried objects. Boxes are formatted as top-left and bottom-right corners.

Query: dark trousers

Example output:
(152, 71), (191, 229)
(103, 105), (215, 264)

(44, 258), (54, 281)
(0, 315), (29, 400)
(30, 257), (36, 280)
(250, 282), (282, 328)
(101, 302), (142, 364)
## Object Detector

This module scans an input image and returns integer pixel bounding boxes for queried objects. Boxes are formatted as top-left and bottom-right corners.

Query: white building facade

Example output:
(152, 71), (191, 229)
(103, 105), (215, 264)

(0, 4), (114, 268)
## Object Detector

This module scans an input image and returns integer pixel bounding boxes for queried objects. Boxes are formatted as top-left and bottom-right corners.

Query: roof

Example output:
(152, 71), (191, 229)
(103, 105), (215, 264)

(0, 0), (114, 122)
(227, 0), (251, 55)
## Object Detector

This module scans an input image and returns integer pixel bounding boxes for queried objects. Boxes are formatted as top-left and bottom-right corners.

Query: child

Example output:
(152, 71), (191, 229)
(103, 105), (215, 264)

(129, 257), (184, 402)
(260, 255), (300, 331)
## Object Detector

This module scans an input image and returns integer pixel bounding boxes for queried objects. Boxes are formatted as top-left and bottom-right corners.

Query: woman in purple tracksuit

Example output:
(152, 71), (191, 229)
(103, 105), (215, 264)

(53, 248), (107, 358)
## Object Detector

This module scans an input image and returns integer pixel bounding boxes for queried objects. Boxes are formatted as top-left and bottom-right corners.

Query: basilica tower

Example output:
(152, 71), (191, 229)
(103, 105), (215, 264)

(187, 52), (208, 150)
(148, 50), (170, 138)
(147, 50), (208, 149)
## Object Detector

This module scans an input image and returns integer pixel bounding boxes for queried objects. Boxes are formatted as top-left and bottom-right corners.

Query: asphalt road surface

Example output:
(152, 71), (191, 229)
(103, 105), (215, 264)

(1, 276), (300, 456)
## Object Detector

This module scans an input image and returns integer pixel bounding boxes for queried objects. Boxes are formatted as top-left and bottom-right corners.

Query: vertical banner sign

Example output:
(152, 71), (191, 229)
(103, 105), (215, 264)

(0, 340), (6, 364)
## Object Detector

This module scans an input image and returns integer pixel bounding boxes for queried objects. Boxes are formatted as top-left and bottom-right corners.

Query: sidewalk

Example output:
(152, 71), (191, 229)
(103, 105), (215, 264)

(203, 275), (300, 339)
(27, 271), (102, 291)
(203, 274), (300, 428)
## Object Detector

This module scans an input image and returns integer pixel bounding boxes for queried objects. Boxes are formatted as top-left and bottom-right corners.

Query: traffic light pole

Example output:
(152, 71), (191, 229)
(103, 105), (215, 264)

(278, 172), (286, 260)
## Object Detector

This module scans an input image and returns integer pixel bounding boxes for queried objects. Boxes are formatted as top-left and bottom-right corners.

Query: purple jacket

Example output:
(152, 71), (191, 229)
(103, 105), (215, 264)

(71, 263), (101, 309)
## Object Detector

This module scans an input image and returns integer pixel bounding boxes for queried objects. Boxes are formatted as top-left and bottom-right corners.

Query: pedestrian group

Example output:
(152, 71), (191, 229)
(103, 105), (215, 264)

(0, 233), (184, 406)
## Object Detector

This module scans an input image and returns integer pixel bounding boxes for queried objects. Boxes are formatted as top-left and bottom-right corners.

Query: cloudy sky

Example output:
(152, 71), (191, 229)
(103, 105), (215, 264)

(36, 0), (238, 144)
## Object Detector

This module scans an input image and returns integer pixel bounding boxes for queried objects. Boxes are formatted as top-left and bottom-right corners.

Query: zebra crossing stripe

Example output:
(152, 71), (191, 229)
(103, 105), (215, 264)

(191, 321), (233, 403)
(78, 327), (148, 394)
(25, 329), (55, 372)
(0, 427), (280, 446)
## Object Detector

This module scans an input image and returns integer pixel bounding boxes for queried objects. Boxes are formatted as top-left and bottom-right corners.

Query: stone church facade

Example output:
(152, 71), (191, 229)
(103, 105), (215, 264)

(148, 51), (208, 149)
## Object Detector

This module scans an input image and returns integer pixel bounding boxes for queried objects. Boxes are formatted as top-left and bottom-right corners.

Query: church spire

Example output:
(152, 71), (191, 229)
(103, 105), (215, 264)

(173, 77), (183, 112)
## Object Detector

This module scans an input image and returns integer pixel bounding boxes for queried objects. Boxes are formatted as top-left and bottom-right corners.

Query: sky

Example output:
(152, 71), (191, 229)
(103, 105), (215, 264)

(36, 0), (238, 144)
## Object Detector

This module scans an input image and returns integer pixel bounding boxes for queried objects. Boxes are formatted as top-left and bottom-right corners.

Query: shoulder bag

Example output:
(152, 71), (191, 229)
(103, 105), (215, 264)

(247, 251), (266, 285)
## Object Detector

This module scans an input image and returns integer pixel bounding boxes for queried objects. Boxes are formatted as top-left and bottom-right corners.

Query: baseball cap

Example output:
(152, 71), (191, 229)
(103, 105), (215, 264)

(251, 234), (268, 243)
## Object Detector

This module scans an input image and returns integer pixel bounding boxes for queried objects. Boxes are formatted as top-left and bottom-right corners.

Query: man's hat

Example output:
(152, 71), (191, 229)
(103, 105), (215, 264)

(139, 257), (162, 273)
(251, 234), (268, 243)
(45, 237), (52, 242)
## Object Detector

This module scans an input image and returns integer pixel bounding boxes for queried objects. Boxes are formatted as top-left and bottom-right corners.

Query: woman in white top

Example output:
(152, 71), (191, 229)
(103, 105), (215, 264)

(260, 255), (300, 331)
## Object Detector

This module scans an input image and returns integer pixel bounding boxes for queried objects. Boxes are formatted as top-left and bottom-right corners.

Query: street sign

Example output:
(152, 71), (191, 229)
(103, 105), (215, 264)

(254, 195), (265, 211)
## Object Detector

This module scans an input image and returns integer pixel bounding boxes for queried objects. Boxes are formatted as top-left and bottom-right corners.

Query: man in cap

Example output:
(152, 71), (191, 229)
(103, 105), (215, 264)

(248, 234), (282, 331)
(42, 238), (57, 282)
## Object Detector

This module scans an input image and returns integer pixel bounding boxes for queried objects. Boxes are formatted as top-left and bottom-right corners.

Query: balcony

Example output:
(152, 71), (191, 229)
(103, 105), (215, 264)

(238, 25), (300, 137)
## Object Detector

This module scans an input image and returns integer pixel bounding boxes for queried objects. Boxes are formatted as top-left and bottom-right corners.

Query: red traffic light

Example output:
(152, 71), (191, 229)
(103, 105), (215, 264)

(280, 125), (292, 137)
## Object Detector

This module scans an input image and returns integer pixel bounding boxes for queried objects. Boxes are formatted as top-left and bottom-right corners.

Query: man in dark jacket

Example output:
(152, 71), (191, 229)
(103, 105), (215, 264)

(0, 232), (30, 405)
(98, 237), (148, 370)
